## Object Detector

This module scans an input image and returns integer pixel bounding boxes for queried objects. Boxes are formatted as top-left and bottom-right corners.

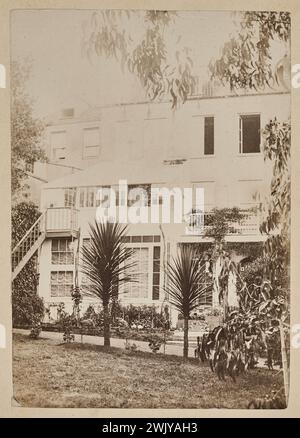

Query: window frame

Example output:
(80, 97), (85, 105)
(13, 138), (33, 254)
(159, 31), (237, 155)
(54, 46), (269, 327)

(83, 127), (100, 159)
(123, 245), (151, 300)
(51, 238), (74, 265)
(239, 113), (261, 155)
(50, 270), (74, 297)
(51, 130), (67, 161)
(64, 187), (77, 208)
(204, 116), (215, 156)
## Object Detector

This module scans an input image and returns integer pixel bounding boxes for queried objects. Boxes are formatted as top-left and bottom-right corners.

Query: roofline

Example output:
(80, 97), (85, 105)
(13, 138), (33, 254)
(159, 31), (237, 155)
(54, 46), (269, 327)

(45, 90), (290, 127)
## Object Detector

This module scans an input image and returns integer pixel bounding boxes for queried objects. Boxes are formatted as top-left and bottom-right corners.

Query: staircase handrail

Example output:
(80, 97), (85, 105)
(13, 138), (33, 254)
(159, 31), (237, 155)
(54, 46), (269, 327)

(12, 210), (46, 254)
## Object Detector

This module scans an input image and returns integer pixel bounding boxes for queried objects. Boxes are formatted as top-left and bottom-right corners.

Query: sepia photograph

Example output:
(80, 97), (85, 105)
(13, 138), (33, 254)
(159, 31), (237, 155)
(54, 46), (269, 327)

(10, 8), (291, 409)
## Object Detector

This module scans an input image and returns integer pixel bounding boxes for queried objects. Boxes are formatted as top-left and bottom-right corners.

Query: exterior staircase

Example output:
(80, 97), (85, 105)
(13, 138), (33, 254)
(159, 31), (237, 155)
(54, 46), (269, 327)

(12, 212), (46, 281)
(12, 207), (79, 281)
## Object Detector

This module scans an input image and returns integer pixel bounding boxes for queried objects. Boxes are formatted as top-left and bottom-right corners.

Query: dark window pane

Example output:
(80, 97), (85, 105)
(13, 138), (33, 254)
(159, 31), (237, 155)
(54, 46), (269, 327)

(51, 238), (73, 265)
(52, 253), (59, 264)
(240, 115), (260, 153)
(142, 235), (153, 242)
(64, 188), (76, 207)
(152, 285), (160, 300)
(132, 236), (142, 243)
(79, 188), (85, 207)
(86, 188), (95, 207)
(66, 253), (73, 264)
(153, 246), (160, 259)
(128, 184), (151, 207)
(204, 117), (214, 155)
(153, 273), (160, 285)
(153, 260), (160, 272)
(154, 235), (161, 242)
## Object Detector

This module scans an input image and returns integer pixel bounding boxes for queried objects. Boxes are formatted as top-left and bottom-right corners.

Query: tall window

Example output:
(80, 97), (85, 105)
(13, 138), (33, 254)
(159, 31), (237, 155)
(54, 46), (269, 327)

(192, 255), (213, 306)
(204, 117), (214, 155)
(51, 238), (74, 264)
(51, 131), (66, 161)
(124, 248), (149, 299)
(152, 246), (160, 300)
(64, 188), (76, 207)
(83, 127), (100, 158)
(50, 271), (73, 297)
(239, 114), (261, 153)
(81, 238), (92, 294)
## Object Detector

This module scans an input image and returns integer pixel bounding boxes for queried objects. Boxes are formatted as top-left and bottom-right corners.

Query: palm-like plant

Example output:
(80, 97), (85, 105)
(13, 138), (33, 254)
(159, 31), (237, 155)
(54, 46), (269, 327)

(81, 221), (134, 346)
(166, 245), (212, 359)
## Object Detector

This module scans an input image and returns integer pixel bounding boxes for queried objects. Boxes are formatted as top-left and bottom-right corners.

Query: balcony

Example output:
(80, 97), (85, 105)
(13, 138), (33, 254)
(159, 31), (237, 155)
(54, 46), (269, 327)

(187, 210), (260, 237)
(45, 207), (79, 238)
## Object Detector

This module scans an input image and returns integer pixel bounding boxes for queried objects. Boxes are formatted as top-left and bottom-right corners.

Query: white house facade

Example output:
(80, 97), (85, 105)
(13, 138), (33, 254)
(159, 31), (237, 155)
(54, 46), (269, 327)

(12, 91), (290, 325)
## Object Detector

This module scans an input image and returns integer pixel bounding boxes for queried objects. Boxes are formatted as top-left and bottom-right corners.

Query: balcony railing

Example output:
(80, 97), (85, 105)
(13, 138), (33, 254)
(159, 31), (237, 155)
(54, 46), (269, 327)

(45, 207), (79, 235)
(187, 210), (260, 236)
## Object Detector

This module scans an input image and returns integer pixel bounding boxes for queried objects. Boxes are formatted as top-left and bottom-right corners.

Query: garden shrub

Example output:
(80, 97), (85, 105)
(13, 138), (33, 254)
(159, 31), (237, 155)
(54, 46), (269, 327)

(12, 202), (45, 329)
(113, 303), (170, 330)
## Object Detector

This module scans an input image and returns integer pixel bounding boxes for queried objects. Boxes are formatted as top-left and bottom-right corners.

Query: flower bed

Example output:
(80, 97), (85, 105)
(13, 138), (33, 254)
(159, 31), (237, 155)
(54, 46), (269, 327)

(40, 322), (173, 343)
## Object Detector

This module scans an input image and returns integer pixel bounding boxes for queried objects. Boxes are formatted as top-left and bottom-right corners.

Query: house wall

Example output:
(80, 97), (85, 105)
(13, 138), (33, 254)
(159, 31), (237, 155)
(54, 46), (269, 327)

(36, 92), (290, 323)
(37, 92), (289, 184)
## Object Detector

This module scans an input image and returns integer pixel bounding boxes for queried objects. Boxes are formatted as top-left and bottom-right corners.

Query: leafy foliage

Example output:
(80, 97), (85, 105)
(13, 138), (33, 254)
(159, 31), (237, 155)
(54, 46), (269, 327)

(261, 118), (290, 232)
(260, 119), (290, 309)
(247, 387), (286, 409)
(166, 245), (211, 317)
(12, 202), (44, 327)
(209, 12), (290, 91)
(84, 10), (196, 108)
(81, 221), (134, 346)
(113, 303), (170, 329)
(220, 119), (291, 385)
(29, 321), (42, 339)
(204, 207), (246, 243)
(165, 245), (212, 357)
(11, 60), (47, 197)
(81, 221), (134, 304)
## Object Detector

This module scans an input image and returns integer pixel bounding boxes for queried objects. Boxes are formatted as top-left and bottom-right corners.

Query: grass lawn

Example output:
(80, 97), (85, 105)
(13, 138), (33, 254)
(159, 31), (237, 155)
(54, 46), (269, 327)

(13, 333), (284, 409)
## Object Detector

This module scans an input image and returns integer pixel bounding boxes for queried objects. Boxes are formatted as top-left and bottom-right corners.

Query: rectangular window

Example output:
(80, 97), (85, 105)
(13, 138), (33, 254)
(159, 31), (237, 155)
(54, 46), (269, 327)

(51, 131), (66, 161)
(197, 275), (213, 305)
(204, 117), (214, 155)
(86, 187), (95, 207)
(191, 253), (213, 306)
(239, 114), (261, 153)
(152, 246), (160, 300)
(64, 188), (76, 207)
(121, 235), (160, 243)
(83, 127), (100, 158)
(128, 184), (151, 207)
(79, 188), (86, 207)
(51, 238), (74, 264)
(124, 248), (149, 299)
(79, 186), (112, 208)
(81, 239), (92, 294)
(50, 271), (73, 297)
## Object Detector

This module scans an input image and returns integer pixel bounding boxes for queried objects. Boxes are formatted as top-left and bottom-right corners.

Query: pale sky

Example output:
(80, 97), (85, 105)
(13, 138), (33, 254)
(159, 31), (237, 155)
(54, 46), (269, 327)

(10, 10), (284, 118)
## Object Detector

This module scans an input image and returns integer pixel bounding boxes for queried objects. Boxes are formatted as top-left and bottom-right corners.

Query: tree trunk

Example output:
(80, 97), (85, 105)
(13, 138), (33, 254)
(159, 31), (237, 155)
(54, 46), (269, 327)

(183, 317), (189, 360)
(103, 303), (110, 347)
(279, 320), (289, 406)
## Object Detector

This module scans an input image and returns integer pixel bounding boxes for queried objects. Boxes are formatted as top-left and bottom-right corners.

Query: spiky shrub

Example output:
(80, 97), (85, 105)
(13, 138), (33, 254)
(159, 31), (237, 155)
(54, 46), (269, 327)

(81, 221), (134, 347)
(165, 245), (212, 359)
